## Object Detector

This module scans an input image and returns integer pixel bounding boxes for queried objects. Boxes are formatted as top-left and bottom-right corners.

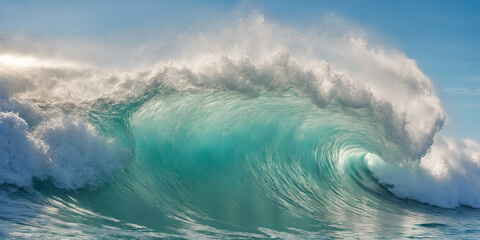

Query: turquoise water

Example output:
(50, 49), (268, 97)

(1, 88), (479, 239)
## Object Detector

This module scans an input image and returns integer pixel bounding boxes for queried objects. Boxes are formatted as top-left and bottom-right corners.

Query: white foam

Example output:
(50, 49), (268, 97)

(0, 111), (122, 189)
(34, 116), (123, 189)
(367, 136), (480, 208)
(0, 112), (45, 187)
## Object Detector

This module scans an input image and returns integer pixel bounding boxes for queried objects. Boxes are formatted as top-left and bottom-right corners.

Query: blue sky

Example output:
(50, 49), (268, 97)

(0, 0), (479, 140)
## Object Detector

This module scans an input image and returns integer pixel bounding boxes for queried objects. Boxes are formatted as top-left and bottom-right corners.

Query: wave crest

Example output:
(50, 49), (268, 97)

(0, 13), (477, 210)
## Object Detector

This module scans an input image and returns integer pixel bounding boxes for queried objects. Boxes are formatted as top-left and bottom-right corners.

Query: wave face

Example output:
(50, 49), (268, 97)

(1, 14), (480, 239)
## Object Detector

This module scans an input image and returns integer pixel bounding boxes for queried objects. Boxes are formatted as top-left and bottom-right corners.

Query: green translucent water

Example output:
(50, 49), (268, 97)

(1, 90), (479, 239)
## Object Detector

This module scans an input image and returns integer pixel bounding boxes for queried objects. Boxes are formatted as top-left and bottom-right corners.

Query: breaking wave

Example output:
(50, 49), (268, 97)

(1, 13), (479, 239)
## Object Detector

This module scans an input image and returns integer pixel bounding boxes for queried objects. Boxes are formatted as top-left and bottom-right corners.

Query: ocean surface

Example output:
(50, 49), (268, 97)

(1, 16), (480, 239)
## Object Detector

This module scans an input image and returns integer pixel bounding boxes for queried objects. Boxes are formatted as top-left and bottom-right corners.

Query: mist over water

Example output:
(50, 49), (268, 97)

(1, 13), (480, 239)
